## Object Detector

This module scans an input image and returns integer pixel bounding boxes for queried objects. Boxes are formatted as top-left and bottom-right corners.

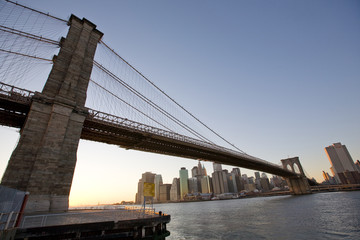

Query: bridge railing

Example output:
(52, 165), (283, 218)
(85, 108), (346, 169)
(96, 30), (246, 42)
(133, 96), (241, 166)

(0, 212), (19, 230)
(0, 81), (34, 104)
(20, 207), (157, 228)
(87, 109), (282, 169)
(0, 81), (283, 170)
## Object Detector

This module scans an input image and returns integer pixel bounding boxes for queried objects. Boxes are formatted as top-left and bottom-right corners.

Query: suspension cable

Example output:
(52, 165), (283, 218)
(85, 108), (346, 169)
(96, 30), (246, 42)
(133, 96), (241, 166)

(5, 0), (67, 23)
(93, 61), (215, 144)
(90, 79), (175, 133)
(3, 0), (245, 153)
(0, 25), (60, 45)
(0, 48), (53, 62)
(99, 40), (246, 153)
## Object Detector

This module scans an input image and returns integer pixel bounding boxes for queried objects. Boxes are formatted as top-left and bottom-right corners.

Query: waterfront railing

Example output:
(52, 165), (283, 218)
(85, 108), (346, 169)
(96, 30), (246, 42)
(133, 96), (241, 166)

(0, 211), (19, 230)
(20, 206), (158, 228)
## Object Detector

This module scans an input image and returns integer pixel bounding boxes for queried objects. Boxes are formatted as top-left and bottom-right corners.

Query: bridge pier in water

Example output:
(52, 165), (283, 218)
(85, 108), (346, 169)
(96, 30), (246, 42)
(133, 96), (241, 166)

(1, 15), (103, 213)
(281, 157), (311, 195)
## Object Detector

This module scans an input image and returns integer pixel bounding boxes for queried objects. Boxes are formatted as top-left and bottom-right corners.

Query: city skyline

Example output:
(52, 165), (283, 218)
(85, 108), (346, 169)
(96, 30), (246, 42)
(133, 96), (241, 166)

(0, 0), (359, 206)
(135, 161), (286, 203)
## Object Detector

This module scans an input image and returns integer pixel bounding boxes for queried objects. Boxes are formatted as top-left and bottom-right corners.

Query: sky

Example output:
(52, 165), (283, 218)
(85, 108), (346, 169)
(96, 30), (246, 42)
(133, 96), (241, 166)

(0, 0), (359, 206)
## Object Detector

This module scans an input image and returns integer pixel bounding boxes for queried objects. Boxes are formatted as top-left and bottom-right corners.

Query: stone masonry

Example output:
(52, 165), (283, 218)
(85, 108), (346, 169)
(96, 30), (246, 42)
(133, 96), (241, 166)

(1, 15), (103, 213)
(281, 157), (311, 195)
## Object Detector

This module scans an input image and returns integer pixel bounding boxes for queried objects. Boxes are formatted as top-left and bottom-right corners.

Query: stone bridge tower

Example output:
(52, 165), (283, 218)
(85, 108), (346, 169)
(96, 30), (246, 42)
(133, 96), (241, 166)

(1, 15), (103, 212)
(281, 157), (311, 195)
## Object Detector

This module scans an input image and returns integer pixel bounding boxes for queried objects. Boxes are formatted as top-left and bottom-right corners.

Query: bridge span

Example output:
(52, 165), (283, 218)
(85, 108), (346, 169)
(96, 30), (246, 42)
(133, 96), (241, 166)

(0, 81), (296, 178)
(0, 4), (311, 213)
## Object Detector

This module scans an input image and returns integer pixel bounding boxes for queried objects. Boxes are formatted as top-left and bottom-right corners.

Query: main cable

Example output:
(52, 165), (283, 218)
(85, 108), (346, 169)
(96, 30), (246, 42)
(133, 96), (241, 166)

(90, 78), (174, 133)
(93, 60), (215, 144)
(5, 0), (67, 23)
(0, 25), (60, 45)
(99, 40), (246, 153)
(0, 48), (53, 62)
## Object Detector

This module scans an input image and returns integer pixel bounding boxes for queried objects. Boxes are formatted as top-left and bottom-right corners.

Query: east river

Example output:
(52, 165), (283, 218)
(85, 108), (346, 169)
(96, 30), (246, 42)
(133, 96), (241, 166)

(154, 191), (360, 239)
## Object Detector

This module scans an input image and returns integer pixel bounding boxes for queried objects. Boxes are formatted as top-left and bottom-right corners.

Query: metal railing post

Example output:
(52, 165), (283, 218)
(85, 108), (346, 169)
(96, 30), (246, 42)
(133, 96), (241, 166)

(21, 216), (26, 228)
(4, 212), (14, 229)
(41, 215), (47, 227)
(12, 213), (19, 228)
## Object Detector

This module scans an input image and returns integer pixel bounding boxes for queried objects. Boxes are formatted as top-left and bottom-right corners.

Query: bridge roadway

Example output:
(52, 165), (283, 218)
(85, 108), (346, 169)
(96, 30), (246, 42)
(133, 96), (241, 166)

(0, 81), (297, 178)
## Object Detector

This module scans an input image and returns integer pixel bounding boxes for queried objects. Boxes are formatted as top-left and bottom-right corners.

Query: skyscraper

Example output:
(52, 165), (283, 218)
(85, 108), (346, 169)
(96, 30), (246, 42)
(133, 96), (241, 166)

(212, 171), (222, 194)
(232, 168), (241, 176)
(212, 170), (229, 195)
(322, 171), (330, 182)
(159, 184), (172, 202)
(260, 178), (271, 192)
(325, 142), (360, 184)
(200, 176), (211, 193)
(254, 172), (261, 190)
(136, 172), (156, 204)
(242, 174), (249, 184)
(135, 179), (143, 204)
(188, 177), (198, 194)
(322, 171), (337, 185)
(260, 173), (271, 192)
(213, 163), (222, 172)
(202, 164), (207, 176)
(170, 178), (180, 201)
(179, 167), (189, 200)
(191, 166), (198, 178)
(271, 175), (286, 189)
(231, 168), (243, 192)
(197, 160), (203, 176)
(228, 173), (237, 193)
(154, 174), (163, 202)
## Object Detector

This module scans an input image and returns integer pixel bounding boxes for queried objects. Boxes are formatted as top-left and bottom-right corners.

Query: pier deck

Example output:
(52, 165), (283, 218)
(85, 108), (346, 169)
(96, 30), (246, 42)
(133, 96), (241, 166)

(2, 208), (170, 240)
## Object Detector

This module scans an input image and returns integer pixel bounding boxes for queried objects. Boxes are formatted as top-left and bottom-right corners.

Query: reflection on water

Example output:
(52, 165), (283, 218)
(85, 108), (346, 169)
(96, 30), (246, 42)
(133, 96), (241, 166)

(155, 191), (360, 240)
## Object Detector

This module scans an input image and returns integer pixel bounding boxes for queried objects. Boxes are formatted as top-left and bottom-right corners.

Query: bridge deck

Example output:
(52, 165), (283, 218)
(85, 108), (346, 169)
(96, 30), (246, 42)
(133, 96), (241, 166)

(0, 81), (297, 178)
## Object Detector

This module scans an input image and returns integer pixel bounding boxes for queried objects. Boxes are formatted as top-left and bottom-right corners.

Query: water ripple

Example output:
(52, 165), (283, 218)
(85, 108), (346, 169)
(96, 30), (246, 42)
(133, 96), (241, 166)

(154, 192), (360, 239)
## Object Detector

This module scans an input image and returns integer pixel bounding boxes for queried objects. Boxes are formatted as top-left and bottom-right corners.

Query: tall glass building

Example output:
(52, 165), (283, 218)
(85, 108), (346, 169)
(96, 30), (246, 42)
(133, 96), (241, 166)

(179, 167), (189, 200)
(154, 174), (163, 202)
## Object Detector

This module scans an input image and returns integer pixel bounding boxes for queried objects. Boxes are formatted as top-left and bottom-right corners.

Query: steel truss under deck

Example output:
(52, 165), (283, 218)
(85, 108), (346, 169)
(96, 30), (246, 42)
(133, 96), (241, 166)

(0, 81), (297, 177)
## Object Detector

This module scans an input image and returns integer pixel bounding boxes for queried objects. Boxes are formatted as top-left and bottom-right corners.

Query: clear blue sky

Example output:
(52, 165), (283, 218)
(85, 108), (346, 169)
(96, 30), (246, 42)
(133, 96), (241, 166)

(0, 0), (359, 206)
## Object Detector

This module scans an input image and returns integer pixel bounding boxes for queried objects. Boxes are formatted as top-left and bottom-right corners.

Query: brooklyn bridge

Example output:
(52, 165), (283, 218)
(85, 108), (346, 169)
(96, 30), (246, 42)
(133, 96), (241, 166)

(0, 0), (311, 213)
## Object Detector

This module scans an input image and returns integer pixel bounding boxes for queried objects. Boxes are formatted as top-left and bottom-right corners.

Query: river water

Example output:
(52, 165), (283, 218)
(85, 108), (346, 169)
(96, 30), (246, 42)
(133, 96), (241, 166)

(155, 191), (360, 240)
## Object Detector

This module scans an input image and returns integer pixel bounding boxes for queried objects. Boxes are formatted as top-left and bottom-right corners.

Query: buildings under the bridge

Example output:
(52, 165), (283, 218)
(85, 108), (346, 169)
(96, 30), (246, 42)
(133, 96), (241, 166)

(135, 161), (288, 204)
